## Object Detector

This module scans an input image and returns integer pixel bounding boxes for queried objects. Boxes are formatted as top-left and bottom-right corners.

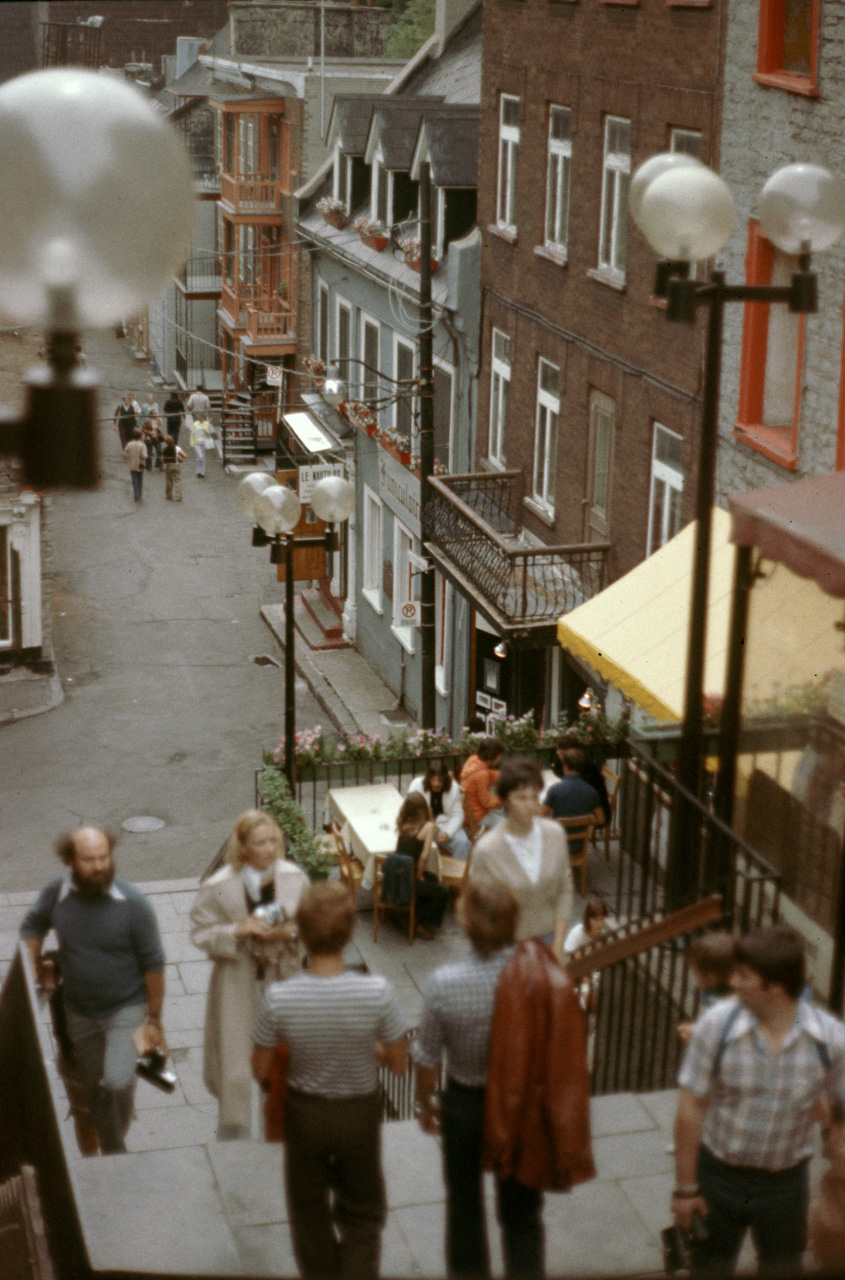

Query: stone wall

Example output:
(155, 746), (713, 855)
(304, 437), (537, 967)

(231, 2), (393, 59)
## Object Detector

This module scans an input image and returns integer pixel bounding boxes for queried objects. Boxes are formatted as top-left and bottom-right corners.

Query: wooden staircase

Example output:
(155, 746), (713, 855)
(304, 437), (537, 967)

(221, 387), (257, 466)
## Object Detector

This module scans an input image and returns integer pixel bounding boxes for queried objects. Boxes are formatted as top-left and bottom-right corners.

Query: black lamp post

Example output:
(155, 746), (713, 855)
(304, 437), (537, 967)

(237, 472), (355, 792)
(630, 155), (845, 903)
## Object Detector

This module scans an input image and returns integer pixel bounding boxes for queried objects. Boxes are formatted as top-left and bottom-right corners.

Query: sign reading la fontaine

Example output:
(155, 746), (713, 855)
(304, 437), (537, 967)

(377, 451), (421, 538)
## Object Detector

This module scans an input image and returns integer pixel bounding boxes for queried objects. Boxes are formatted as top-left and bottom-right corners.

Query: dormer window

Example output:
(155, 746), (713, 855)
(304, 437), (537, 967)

(371, 146), (389, 226)
(333, 146), (351, 207)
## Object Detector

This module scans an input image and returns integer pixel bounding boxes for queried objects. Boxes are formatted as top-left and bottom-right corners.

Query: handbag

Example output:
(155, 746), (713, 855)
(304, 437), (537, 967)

(264, 1041), (290, 1142)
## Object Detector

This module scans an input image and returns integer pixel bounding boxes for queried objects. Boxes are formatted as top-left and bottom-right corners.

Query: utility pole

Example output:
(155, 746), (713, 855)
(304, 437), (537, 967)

(418, 162), (436, 729)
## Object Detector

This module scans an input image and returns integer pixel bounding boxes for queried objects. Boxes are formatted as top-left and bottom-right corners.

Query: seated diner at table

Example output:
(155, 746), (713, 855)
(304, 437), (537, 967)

(407, 760), (472, 861)
(386, 793), (450, 941)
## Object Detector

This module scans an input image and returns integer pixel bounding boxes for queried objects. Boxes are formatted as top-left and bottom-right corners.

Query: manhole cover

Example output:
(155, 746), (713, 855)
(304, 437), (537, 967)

(121, 816), (166, 833)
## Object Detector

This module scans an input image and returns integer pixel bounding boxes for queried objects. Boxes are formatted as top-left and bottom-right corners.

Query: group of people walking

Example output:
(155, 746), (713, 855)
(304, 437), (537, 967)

(114, 384), (215, 503)
(20, 789), (845, 1280)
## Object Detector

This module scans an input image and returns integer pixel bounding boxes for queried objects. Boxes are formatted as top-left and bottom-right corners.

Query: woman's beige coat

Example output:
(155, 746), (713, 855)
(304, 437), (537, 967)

(190, 859), (309, 1130)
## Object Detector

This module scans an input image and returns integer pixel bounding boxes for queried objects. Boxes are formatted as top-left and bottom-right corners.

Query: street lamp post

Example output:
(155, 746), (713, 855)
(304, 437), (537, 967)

(630, 155), (845, 903)
(237, 472), (355, 793)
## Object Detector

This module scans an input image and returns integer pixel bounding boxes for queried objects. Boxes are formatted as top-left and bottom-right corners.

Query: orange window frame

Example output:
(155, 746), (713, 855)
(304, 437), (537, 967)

(755, 0), (820, 96)
(735, 221), (803, 471)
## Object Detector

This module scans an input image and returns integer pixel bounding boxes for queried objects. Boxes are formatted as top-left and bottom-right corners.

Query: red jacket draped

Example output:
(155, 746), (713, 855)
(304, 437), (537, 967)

(483, 939), (596, 1191)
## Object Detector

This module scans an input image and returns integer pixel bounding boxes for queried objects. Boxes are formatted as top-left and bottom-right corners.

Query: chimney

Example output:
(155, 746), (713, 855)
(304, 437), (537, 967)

(435, 0), (475, 52)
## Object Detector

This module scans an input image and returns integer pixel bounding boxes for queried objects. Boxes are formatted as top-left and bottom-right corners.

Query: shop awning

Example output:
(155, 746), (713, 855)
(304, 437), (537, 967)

(556, 511), (737, 722)
(281, 411), (335, 454)
(729, 471), (845, 599)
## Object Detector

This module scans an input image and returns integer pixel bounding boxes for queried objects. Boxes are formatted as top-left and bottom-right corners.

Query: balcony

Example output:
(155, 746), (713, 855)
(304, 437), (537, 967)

(177, 253), (222, 297)
(220, 173), (285, 213)
(424, 470), (610, 642)
(245, 302), (294, 344)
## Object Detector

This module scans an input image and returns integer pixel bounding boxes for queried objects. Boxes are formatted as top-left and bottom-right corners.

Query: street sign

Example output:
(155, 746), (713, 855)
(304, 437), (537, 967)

(266, 365), (283, 385)
(399, 600), (421, 626)
(299, 462), (344, 501)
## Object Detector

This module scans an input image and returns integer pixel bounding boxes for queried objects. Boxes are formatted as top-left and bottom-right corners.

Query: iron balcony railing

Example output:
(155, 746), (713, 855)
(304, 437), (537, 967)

(177, 253), (222, 295)
(424, 472), (611, 629)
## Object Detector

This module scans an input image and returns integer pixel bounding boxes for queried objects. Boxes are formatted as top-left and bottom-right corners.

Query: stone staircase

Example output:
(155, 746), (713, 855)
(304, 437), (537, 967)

(294, 585), (350, 650)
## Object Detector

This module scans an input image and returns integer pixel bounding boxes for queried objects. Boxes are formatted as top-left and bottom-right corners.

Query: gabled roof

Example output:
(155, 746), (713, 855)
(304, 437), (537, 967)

(363, 97), (444, 168)
(410, 105), (479, 187)
(326, 94), (391, 156)
(399, 3), (481, 105)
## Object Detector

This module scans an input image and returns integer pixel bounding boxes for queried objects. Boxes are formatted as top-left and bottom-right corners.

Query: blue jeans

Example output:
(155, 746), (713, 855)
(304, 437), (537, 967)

(696, 1144), (809, 1274)
(64, 1001), (146, 1154)
(442, 826), (473, 861)
(130, 469), (143, 501)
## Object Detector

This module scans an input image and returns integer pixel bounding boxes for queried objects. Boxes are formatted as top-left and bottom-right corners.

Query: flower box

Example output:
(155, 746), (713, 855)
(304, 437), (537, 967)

(362, 232), (388, 252)
(321, 209), (347, 230)
(408, 257), (438, 275)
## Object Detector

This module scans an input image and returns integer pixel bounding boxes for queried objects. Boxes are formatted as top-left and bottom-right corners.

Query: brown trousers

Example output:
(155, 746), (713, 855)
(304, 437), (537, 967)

(164, 462), (182, 500)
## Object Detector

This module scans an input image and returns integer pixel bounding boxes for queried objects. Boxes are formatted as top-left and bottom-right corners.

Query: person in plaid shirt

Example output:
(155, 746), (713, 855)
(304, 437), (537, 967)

(672, 923), (845, 1273)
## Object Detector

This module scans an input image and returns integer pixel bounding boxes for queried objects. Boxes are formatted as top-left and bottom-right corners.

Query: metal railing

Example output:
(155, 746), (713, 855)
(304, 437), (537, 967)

(424, 472), (610, 626)
(176, 254), (222, 295)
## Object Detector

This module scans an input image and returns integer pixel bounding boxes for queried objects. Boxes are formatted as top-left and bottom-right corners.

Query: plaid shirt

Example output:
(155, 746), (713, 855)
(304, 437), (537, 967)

(412, 946), (514, 1086)
(678, 996), (845, 1170)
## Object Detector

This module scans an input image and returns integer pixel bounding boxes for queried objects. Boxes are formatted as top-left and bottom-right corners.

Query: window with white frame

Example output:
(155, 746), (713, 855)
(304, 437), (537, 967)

(433, 361), (454, 467)
(239, 224), (257, 284)
(533, 359), (560, 512)
(333, 146), (350, 207)
(646, 424), (685, 556)
(598, 116), (631, 281)
(392, 520), (416, 652)
(394, 337), (416, 440)
(489, 329), (511, 466)
(335, 297), (352, 371)
(362, 487), (383, 611)
(545, 106), (572, 254)
(317, 281), (329, 364)
(238, 114), (257, 174)
(587, 390), (614, 540)
(435, 573), (451, 696)
(371, 147), (389, 227)
(670, 127), (703, 159)
(496, 95), (520, 232)
(360, 312), (380, 404)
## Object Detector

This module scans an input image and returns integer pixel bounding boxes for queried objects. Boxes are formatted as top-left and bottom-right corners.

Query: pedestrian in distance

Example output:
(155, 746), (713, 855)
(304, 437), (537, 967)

(161, 435), (186, 501)
(190, 411), (213, 478)
(140, 392), (163, 471)
(252, 881), (407, 1280)
(163, 387), (184, 447)
(469, 755), (573, 962)
(20, 826), (167, 1155)
(186, 383), (212, 422)
(113, 391), (139, 448)
(123, 427), (147, 502)
(672, 923), (845, 1275)
(190, 810), (309, 1141)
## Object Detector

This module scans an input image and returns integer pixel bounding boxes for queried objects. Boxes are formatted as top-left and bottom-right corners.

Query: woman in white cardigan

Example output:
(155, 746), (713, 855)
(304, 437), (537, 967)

(408, 759), (472, 860)
(469, 756), (572, 961)
(190, 810), (309, 1139)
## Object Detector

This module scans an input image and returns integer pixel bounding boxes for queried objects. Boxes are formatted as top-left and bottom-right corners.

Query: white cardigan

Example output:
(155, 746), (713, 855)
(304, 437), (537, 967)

(408, 774), (465, 839)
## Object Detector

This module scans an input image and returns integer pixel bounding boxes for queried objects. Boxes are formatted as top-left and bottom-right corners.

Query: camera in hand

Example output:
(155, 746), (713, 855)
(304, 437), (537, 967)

(662, 1213), (709, 1275)
(253, 902), (285, 927)
(136, 1048), (177, 1093)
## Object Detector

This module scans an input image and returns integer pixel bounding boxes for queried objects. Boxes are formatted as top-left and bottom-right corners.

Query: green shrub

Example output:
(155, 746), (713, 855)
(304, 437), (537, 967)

(258, 766), (335, 879)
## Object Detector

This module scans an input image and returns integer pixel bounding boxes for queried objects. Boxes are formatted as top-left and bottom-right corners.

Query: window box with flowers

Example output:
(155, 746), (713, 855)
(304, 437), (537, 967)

(353, 215), (389, 252)
(346, 400), (379, 434)
(316, 196), (348, 230)
(379, 425), (413, 466)
(399, 235), (438, 274)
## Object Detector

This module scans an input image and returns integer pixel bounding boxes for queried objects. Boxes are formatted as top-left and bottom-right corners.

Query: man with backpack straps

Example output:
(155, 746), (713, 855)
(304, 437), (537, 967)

(672, 923), (845, 1273)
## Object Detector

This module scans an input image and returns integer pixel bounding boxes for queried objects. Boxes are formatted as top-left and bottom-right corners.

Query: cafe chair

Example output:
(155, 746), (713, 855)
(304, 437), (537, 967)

(373, 852), (416, 944)
(438, 845), (473, 893)
(330, 822), (365, 895)
(556, 814), (595, 896)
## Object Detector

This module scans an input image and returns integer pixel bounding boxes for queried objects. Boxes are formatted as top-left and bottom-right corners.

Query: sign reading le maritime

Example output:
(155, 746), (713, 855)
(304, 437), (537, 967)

(377, 451), (421, 538)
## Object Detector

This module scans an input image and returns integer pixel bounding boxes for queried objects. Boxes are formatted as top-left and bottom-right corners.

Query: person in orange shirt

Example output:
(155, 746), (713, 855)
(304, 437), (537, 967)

(459, 737), (505, 837)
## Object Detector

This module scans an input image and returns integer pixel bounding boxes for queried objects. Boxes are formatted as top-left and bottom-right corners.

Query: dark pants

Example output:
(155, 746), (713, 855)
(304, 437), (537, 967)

(697, 1144), (809, 1275)
(441, 1080), (544, 1280)
(284, 1089), (386, 1280)
(144, 437), (162, 469)
(130, 469), (143, 501)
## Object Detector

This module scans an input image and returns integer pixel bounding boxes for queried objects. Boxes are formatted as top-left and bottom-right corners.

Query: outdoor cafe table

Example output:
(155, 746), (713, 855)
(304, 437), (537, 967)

(327, 781), (442, 888)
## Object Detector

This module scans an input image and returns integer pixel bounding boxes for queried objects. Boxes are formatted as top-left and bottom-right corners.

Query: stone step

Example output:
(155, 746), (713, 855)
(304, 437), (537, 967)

(301, 585), (345, 640)
(293, 595), (350, 650)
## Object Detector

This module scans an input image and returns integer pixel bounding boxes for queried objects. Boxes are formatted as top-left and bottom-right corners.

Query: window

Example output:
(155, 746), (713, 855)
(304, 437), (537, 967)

(736, 221), (804, 468)
(335, 297), (352, 371)
(489, 329), (511, 466)
(496, 95), (520, 233)
(223, 114), (235, 174)
(756, 0), (819, 95)
(532, 359), (560, 512)
(316, 281), (329, 364)
(670, 127), (703, 159)
(435, 573), (452, 696)
(360, 313), (380, 405)
(371, 147), (389, 226)
(0, 524), (10, 646)
(238, 114), (257, 174)
(394, 336), (416, 440)
(239, 225), (257, 284)
(587, 391), (614, 539)
(647, 425), (685, 556)
(598, 116), (630, 283)
(433, 361), (454, 467)
(362, 487), (383, 611)
(545, 107), (572, 255)
(392, 521), (416, 652)
(223, 219), (235, 286)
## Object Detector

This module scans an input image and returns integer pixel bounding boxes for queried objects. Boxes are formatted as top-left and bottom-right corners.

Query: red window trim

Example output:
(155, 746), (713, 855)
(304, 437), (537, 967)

(734, 220), (803, 471)
(755, 0), (820, 97)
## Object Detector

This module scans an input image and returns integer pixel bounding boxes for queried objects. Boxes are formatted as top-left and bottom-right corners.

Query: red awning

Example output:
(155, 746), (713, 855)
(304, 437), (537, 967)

(729, 472), (845, 600)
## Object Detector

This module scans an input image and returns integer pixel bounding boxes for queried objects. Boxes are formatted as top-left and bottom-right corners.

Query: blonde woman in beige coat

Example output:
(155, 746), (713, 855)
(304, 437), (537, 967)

(190, 810), (309, 1139)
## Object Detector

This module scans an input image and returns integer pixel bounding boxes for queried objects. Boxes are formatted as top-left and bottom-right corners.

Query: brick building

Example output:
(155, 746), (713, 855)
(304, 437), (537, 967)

(427, 0), (724, 726)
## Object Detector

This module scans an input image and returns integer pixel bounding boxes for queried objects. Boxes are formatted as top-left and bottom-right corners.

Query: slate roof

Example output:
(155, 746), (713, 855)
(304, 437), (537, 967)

(329, 94), (392, 155)
(365, 97), (445, 169)
(414, 105), (479, 187)
(405, 3), (481, 105)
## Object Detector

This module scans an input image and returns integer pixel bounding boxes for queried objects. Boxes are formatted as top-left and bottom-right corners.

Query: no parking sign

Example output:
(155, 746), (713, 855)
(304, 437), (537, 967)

(400, 601), (421, 626)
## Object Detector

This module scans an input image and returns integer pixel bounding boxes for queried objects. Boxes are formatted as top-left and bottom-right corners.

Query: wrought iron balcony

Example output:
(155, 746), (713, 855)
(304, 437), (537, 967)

(424, 470), (611, 641)
(176, 253), (222, 296)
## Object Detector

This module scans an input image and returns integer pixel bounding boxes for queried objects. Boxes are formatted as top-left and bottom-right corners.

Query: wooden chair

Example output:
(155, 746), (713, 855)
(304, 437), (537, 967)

(330, 822), (365, 895)
(597, 766), (621, 861)
(438, 844), (474, 893)
(557, 814), (595, 896)
(372, 852), (416, 943)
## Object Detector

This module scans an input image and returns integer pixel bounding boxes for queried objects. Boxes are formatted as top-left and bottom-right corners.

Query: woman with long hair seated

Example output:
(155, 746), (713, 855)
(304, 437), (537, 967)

(391, 793), (451, 940)
(407, 758), (472, 860)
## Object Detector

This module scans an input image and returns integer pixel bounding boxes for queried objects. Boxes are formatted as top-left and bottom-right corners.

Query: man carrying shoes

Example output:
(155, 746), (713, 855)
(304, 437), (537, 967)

(20, 827), (166, 1155)
(672, 923), (845, 1273)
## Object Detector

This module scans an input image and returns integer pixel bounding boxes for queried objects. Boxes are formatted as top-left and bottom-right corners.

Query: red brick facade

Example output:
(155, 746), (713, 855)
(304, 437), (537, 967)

(477, 0), (723, 580)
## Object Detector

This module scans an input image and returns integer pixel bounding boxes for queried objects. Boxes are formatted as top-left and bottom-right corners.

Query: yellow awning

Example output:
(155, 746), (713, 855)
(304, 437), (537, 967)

(556, 510), (736, 722)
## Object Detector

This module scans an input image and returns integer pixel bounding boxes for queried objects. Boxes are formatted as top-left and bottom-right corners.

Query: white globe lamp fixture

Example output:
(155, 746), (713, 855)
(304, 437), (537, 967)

(236, 472), (275, 520)
(758, 162), (845, 256)
(634, 165), (735, 263)
(322, 370), (348, 407)
(255, 485), (303, 538)
(310, 475), (356, 525)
